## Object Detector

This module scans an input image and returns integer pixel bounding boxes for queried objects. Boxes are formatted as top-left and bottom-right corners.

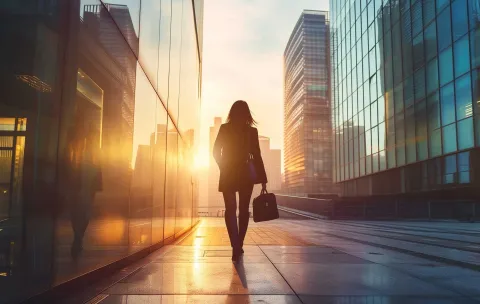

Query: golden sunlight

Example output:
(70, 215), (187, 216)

(194, 148), (210, 170)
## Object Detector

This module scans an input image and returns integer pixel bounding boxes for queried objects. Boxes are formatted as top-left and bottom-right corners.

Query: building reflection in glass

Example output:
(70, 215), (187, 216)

(0, 0), (203, 302)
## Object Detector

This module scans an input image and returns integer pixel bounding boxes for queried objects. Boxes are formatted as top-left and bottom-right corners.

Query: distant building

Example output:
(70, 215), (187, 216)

(258, 136), (282, 191)
(269, 149), (282, 191)
(208, 117), (224, 215)
(284, 10), (334, 196)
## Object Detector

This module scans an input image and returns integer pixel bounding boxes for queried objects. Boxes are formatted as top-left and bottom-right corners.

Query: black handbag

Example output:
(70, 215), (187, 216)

(253, 189), (279, 223)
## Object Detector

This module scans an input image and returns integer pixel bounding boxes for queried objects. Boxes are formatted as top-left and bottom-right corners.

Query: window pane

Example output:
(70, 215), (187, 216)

(429, 128), (442, 157)
(427, 91), (441, 130)
(443, 154), (457, 184)
(402, 13), (413, 78)
(392, 23), (403, 84)
(443, 123), (458, 153)
(413, 32), (425, 69)
(457, 118), (474, 149)
(372, 126), (379, 154)
(454, 36), (470, 78)
(437, 7), (452, 51)
(365, 105), (371, 130)
(394, 83), (404, 114)
(414, 68), (426, 101)
(404, 76), (414, 108)
(458, 151), (470, 183)
(439, 47), (454, 86)
(406, 106), (416, 163)
(452, 0), (469, 41)
(366, 129), (372, 155)
(396, 113), (406, 165)
(371, 100), (378, 126)
(426, 58), (439, 94)
(441, 83), (456, 126)
(425, 21), (437, 61)
(473, 69), (480, 116)
(455, 73), (473, 120)
(366, 155), (372, 175)
(379, 122), (386, 151)
(437, 0), (450, 13)
(416, 99), (428, 161)
(412, 2), (423, 37)
(470, 29), (480, 69)
(424, 0), (436, 25)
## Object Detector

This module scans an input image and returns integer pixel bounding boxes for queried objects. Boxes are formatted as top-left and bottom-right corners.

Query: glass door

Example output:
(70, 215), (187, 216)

(0, 117), (26, 274)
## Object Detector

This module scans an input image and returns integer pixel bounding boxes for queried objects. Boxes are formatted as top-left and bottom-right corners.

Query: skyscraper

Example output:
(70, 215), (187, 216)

(330, 0), (480, 198)
(284, 10), (333, 195)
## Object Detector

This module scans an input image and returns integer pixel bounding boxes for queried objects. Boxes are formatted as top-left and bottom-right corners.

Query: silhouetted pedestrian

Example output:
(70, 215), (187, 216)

(213, 100), (268, 262)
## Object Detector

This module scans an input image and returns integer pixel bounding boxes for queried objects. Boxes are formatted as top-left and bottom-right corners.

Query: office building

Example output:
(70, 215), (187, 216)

(258, 136), (282, 191)
(0, 0), (203, 302)
(284, 10), (334, 195)
(330, 0), (480, 197)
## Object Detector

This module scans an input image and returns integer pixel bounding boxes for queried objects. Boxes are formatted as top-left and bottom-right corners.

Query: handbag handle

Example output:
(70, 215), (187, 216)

(261, 188), (268, 194)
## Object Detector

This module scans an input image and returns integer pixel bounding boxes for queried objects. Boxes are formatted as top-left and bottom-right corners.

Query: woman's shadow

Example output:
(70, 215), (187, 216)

(225, 258), (251, 303)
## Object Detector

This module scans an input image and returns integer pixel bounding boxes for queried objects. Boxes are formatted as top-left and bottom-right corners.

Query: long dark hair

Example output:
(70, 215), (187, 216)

(226, 100), (257, 126)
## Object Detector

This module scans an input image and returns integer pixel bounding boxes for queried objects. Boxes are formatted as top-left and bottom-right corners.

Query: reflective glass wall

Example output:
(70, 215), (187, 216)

(331, 0), (480, 197)
(284, 11), (334, 195)
(0, 0), (202, 302)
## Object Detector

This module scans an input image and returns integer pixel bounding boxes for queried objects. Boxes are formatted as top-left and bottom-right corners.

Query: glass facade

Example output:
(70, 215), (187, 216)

(331, 0), (480, 197)
(0, 0), (203, 302)
(284, 10), (334, 195)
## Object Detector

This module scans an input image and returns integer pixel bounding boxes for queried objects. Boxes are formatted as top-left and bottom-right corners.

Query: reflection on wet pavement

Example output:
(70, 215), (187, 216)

(79, 218), (480, 304)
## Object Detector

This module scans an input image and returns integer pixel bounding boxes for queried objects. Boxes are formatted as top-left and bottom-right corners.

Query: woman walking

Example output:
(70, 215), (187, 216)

(213, 100), (268, 262)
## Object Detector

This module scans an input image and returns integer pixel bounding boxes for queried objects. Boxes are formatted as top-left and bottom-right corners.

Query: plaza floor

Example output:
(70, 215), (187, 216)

(76, 216), (480, 304)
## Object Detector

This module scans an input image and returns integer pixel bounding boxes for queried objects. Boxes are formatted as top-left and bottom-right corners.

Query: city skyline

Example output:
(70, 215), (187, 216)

(199, 0), (329, 171)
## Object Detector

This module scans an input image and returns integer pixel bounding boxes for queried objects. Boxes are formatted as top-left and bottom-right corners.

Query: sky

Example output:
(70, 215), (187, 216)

(199, 0), (329, 170)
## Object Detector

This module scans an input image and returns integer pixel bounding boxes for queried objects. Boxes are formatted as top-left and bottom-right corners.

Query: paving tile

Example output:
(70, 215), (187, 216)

(266, 252), (372, 264)
(342, 251), (440, 265)
(106, 262), (294, 295)
(389, 264), (480, 279)
(300, 295), (478, 304)
(260, 245), (335, 254)
(98, 295), (302, 304)
(152, 255), (270, 263)
(178, 226), (312, 246)
(430, 277), (480, 296)
(275, 263), (457, 296)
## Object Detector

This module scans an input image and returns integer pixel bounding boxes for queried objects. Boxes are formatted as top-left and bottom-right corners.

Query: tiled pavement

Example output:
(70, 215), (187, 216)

(82, 218), (480, 304)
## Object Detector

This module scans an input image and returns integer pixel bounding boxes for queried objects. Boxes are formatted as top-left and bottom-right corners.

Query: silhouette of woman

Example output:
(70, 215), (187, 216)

(213, 100), (268, 262)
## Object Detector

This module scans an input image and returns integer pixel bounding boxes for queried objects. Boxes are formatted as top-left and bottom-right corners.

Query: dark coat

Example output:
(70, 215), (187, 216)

(213, 123), (268, 192)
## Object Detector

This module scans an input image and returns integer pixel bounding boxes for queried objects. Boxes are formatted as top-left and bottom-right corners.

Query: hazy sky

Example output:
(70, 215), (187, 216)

(200, 0), (329, 168)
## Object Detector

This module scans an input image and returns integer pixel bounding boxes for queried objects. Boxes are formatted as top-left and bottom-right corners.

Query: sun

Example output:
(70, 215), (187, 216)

(194, 149), (210, 170)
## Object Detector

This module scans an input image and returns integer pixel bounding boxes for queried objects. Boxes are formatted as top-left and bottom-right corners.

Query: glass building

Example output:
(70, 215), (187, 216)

(330, 0), (480, 197)
(0, 0), (203, 302)
(284, 10), (334, 195)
